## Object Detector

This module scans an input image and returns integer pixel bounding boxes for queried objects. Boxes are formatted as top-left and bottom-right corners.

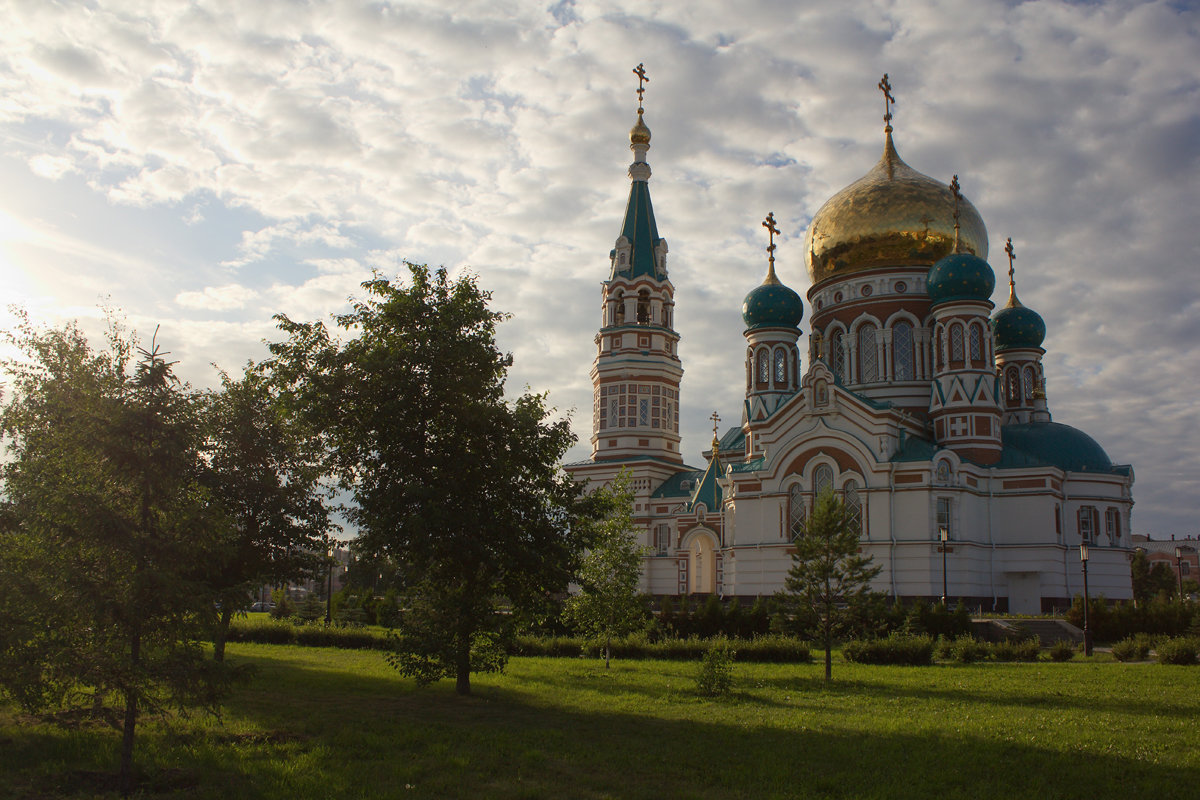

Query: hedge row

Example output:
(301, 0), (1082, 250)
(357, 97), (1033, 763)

(227, 619), (392, 650)
(509, 634), (812, 663)
(843, 634), (936, 665)
(1112, 634), (1200, 664)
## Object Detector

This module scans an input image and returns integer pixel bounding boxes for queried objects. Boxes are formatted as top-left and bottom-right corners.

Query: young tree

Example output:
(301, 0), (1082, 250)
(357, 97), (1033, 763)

(200, 366), (332, 661)
(266, 265), (596, 694)
(564, 471), (648, 667)
(782, 488), (881, 680)
(0, 317), (228, 794)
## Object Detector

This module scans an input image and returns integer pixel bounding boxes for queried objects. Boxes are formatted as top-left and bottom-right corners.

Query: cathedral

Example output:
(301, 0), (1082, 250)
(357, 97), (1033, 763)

(564, 72), (1134, 613)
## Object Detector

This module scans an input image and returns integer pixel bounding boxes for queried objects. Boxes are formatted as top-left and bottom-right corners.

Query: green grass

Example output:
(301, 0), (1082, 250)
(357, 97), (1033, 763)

(2, 644), (1198, 798)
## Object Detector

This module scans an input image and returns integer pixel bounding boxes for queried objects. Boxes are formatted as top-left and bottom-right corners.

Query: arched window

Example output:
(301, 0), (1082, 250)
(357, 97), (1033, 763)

(757, 349), (769, 384)
(615, 292), (626, 325)
(745, 357), (752, 390)
(893, 321), (914, 381)
(1006, 366), (1020, 403)
(858, 324), (878, 383)
(969, 323), (982, 365)
(830, 330), (846, 381)
(788, 484), (806, 539)
(844, 480), (862, 535)
(636, 290), (650, 324)
(936, 460), (951, 483)
(1023, 366), (1036, 400)
(774, 348), (787, 386)
(814, 464), (834, 498)
(950, 324), (964, 363)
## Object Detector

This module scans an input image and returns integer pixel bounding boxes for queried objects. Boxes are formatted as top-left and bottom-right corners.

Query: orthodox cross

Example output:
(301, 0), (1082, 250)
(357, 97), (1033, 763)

(1005, 237), (1017, 291)
(878, 73), (895, 131)
(949, 174), (962, 253)
(762, 211), (779, 276)
(710, 411), (721, 438)
(633, 63), (649, 111)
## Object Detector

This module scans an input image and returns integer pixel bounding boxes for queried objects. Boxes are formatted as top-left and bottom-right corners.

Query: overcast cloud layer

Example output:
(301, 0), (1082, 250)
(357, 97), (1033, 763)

(1, 0), (1197, 536)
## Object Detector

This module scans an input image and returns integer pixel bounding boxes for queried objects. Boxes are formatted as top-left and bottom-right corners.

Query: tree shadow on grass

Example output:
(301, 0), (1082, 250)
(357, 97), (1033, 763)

(7, 647), (1197, 799)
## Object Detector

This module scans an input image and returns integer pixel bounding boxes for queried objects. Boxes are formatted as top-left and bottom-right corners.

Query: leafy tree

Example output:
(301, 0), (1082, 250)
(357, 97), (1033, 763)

(0, 316), (229, 794)
(200, 366), (332, 661)
(266, 264), (596, 694)
(564, 471), (647, 667)
(782, 488), (881, 680)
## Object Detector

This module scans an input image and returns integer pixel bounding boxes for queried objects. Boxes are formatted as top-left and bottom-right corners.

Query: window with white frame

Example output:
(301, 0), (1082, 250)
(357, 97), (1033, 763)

(1078, 506), (1099, 542)
(844, 480), (862, 535)
(757, 349), (769, 384)
(858, 324), (878, 383)
(654, 523), (672, 555)
(936, 497), (953, 540)
(774, 348), (787, 386)
(830, 330), (846, 381)
(950, 325), (964, 363)
(814, 464), (834, 498)
(1104, 507), (1120, 544)
(788, 484), (806, 539)
(893, 321), (914, 381)
(969, 323), (983, 364)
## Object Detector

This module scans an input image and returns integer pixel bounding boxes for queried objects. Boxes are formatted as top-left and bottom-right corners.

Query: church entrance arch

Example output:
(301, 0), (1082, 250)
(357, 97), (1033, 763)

(683, 528), (720, 595)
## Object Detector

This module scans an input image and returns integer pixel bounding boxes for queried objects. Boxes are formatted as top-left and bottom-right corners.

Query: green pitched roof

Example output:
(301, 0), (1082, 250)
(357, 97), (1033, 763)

(689, 454), (723, 512)
(612, 180), (664, 280)
(650, 469), (706, 499)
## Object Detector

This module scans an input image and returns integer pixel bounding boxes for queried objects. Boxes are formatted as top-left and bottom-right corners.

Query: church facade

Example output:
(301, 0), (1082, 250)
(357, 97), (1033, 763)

(564, 75), (1134, 613)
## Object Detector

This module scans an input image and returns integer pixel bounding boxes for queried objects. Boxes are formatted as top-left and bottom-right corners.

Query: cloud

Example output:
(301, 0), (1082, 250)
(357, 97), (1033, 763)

(0, 0), (1196, 533)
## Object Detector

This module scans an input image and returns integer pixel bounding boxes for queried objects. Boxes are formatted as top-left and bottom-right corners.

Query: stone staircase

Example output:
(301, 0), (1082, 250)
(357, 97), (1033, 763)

(971, 618), (1084, 647)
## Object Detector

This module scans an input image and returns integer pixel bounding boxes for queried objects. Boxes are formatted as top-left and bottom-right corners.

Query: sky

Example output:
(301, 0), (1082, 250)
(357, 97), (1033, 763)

(0, 0), (1197, 537)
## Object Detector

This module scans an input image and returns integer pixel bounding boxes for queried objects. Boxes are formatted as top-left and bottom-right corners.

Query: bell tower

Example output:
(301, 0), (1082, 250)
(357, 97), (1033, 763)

(589, 64), (683, 464)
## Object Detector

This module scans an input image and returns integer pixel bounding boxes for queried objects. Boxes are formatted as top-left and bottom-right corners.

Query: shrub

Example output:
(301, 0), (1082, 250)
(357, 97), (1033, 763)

(696, 636), (735, 697)
(1111, 635), (1153, 662)
(991, 639), (1039, 662)
(228, 618), (298, 645)
(269, 590), (295, 619)
(1156, 637), (1199, 666)
(943, 635), (989, 664)
(1047, 640), (1076, 662)
(843, 634), (934, 666)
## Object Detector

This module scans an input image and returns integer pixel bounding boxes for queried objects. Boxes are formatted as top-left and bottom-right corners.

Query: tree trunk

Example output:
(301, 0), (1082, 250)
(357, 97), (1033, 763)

(213, 605), (233, 662)
(118, 630), (140, 796)
(604, 631), (611, 669)
(455, 637), (472, 696)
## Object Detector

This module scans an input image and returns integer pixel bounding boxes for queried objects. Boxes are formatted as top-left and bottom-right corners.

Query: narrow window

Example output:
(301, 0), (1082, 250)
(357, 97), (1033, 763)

(1023, 366), (1036, 401)
(639, 398), (649, 427)
(969, 324), (982, 364)
(893, 321), (914, 381)
(831, 330), (846, 381)
(788, 484), (806, 539)
(950, 325), (964, 363)
(1078, 506), (1097, 542)
(1105, 507), (1120, 544)
(636, 290), (650, 324)
(858, 324), (878, 383)
(757, 349), (769, 384)
(936, 497), (953, 540)
(844, 480), (862, 535)
(814, 464), (834, 497)
(774, 348), (787, 386)
(1006, 366), (1020, 404)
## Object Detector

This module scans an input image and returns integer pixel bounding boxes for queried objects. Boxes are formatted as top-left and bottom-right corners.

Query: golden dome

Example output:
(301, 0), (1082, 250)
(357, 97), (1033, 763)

(630, 110), (651, 146)
(803, 132), (988, 286)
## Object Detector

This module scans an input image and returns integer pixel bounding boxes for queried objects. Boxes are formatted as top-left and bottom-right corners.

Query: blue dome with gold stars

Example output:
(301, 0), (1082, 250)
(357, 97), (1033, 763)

(742, 277), (804, 330)
(991, 296), (1046, 351)
(927, 252), (996, 307)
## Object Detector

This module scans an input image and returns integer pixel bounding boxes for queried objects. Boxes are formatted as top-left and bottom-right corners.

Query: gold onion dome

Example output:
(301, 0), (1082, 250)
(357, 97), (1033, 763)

(630, 111), (651, 146)
(803, 132), (988, 285)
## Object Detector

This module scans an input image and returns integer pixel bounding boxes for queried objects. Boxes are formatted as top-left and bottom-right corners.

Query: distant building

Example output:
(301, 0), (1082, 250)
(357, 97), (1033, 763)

(565, 75), (1134, 613)
(1132, 534), (1198, 590)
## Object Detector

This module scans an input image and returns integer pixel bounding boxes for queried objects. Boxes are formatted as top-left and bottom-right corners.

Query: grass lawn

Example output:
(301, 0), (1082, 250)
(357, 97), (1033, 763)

(2, 644), (1198, 799)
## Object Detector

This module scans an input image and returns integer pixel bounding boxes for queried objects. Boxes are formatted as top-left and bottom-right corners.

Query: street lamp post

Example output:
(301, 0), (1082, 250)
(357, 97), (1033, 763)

(325, 546), (334, 626)
(939, 526), (949, 606)
(1176, 546), (1185, 600)
(1080, 542), (1092, 657)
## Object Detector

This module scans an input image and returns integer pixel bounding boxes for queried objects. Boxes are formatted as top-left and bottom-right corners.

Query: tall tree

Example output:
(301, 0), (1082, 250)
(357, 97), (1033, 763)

(782, 488), (881, 680)
(201, 366), (333, 661)
(266, 264), (596, 694)
(564, 471), (648, 668)
(0, 316), (228, 794)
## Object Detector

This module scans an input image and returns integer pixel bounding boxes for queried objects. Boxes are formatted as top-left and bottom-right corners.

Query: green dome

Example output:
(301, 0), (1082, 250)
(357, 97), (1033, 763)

(927, 253), (995, 306)
(1000, 422), (1113, 472)
(991, 298), (1046, 351)
(742, 278), (804, 330)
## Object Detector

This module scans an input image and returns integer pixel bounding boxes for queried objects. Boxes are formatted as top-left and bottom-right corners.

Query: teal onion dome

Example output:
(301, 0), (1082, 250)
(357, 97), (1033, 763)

(742, 273), (804, 330)
(927, 252), (995, 306)
(991, 294), (1046, 352)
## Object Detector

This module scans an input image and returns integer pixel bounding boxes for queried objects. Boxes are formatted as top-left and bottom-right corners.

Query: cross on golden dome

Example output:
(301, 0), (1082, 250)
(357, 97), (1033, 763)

(710, 410), (721, 438)
(633, 63), (649, 112)
(1005, 236), (1017, 293)
(878, 73), (895, 132)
